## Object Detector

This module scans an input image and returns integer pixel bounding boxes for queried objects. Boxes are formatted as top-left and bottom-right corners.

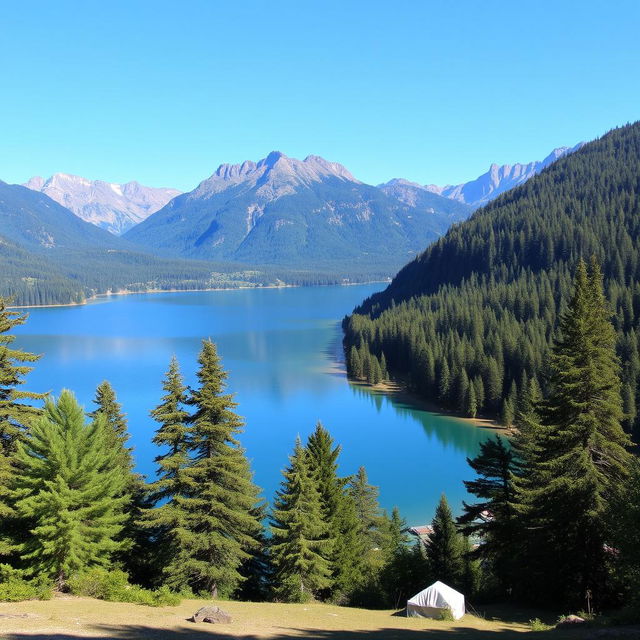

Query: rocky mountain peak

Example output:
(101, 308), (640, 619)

(23, 173), (181, 235)
(194, 152), (359, 199)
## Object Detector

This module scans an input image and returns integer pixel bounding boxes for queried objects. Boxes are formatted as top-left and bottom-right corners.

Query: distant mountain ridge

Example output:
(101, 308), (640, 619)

(423, 144), (584, 208)
(23, 173), (181, 235)
(124, 151), (472, 273)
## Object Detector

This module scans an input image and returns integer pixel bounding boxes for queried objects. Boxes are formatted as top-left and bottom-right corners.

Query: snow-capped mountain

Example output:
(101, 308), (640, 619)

(423, 144), (583, 208)
(23, 174), (181, 234)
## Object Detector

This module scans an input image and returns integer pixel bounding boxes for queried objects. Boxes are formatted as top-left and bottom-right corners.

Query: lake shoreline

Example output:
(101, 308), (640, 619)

(9, 279), (391, 310)
(352, 379), (511, 434)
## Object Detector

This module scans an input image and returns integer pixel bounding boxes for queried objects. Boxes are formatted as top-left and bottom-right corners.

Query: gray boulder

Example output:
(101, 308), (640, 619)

(191, 606), (232, 624)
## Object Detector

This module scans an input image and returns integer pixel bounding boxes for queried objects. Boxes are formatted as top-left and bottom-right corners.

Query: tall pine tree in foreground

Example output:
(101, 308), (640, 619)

(458, 435), (518, 595)
(515, 259), (632, 607)
(0, 299), (43, 453)
(426, 494), (464, 590)
(176, 340), (261, 597)
(270, 438), (330, 602)
(144, 357), (191, 587)
(0, 299), (44, 558)
(305, 422), (363, 602)
(90, 381), (151, 585)
(11, 391), (127, 586)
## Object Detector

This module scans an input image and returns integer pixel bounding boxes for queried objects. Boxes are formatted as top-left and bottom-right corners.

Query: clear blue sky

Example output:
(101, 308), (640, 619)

(1, 0), (639, 191)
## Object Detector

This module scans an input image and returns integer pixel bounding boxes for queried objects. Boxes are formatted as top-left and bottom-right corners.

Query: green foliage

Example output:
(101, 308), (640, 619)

(11, 391), (128, 586)
(426, 495), (464, 590)
(0, 298), (43, 453)
(458, 435), (518, 595)
(270, 438), (331, 602)
(142, 357), (191, 587)
(166, 340), (261, 597)
(89, 381), (133, 473)
(344, 122), (640, 440)
(609, 458), (640, 605)
(67, 568), (180, 606)
(305, 422), (364, 602)
(513, 260), (632, 607)
(529, 618), (552, 631)
(438, 607), (456, 622)
(0, 564), (52, 602)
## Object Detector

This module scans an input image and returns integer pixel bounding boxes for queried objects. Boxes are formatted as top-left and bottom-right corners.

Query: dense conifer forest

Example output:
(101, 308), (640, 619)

(343, 122), (640, 439)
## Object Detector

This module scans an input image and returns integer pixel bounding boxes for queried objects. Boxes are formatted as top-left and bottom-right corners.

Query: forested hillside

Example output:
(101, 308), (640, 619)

(343, 122), (640, 439)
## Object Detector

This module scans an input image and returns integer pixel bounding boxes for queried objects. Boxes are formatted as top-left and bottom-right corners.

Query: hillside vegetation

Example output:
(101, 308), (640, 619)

(344, 122), (640, 439)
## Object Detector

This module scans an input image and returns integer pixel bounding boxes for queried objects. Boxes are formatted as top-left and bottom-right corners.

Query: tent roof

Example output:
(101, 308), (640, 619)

(407, 581), (464, 608)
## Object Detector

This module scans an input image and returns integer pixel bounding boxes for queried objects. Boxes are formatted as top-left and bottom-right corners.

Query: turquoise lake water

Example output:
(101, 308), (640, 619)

(12, 284), (494, 526)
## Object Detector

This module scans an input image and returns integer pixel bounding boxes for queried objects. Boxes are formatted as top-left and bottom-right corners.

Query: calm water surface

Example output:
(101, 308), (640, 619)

(13, 285), (493, 525)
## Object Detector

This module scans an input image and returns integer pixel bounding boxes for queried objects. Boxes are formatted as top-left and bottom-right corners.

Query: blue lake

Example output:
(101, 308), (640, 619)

(13, 284), (493, 526)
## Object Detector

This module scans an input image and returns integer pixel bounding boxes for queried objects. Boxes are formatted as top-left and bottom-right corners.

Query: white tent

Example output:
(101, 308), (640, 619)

(406, 581), (465, 620)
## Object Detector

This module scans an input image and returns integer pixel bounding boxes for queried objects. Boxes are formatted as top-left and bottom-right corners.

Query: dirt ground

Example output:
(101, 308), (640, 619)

(0, 595), (534, 640)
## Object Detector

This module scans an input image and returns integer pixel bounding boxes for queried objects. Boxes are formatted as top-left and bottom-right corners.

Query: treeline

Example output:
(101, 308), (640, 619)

(344, 122), (640, 439)
(0, 244), (391, 307)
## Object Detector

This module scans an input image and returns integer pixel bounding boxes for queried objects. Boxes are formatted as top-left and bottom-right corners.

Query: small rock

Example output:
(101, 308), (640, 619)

(557, 614), (586, 626)
(191, 605), (232, 624)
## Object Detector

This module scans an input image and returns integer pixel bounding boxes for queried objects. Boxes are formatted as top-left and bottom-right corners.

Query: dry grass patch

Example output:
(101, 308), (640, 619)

(0, 594), (592, 640)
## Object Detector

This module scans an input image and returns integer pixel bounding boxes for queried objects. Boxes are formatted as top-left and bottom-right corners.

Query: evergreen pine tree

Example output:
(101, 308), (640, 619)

(500, 398), (514, 427)
(438, 360), (451, 404)
(142, 357), (192, 587)
(270, 438), (331, 602)
(0, 299), (44, 453)
(516, 259), (632, 607)
(305, 422), (363, 601)
(465, 384), (477, 418)
(89, 381), (132, 472)
(348, 466), (382, 550)
(89, 381), (144, 581)
(378, 507), (426, 609)
(380, 352), (388, 380)
(425, 494), (463, 590)
(177, 340), (261, 597)
(348, 346), (362, 379)
(11, 391), (127, 586)
(458, 436), (518, 594)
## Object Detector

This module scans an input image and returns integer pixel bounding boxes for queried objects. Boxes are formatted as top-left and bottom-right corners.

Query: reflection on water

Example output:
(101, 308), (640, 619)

(13, 285), (494, 525)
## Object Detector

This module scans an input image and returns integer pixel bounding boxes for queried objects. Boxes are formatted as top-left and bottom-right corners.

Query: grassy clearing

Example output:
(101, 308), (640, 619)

(0, 595), (623, 639)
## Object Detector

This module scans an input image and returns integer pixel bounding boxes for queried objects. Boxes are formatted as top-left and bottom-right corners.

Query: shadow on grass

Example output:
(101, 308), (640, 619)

(3, 623), (564, 640)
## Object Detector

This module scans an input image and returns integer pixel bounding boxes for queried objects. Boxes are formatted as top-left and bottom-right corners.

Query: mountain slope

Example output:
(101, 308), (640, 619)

(0, 182), (280, 306)
(425, 144), (583, 208)
(0, 181), (133, 250)
(125, 152), (472, 274)
(344, 123), (640, 438)
(24, 174), (181, 234)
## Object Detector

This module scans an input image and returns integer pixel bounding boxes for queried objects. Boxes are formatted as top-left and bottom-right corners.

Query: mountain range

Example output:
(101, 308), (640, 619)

(3, 141), (584, 305)
(124, 151), (471, 272)
(23, 174), (180, 235)
(422, 144), (583, 208)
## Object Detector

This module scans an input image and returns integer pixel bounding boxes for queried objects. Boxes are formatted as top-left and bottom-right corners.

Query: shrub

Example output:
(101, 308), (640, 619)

(438, 607), (455, 622)
(68, 568), (181, 607)
(529, 618), (552, 631)
(0, 564), (53, 602)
